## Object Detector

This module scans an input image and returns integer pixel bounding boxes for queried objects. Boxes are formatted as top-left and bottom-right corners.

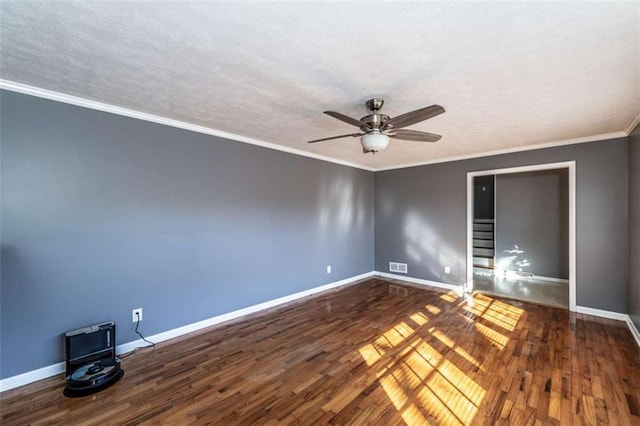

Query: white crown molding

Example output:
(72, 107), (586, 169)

(0, 271), (374, 393)
(2, 79), (634, 173)
(375, 131), (628, 171)
(625, 113), (640, 135)
(0, 79), (375, 172)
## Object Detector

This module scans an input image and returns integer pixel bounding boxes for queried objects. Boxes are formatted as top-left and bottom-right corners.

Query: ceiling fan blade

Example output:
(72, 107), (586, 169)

(307, 133), (363, 143)
(324, 111), (369, 129)
(382, 105), (445, 130)
(388, 129), (442, 142)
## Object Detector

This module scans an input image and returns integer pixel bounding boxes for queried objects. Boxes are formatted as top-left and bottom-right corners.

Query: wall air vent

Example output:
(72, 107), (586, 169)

(389, 262), (408, 274)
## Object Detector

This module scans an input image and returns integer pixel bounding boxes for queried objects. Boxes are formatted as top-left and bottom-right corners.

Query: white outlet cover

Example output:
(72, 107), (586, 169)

(132, 308), (143, 322)
(327, 265), (331, 274)
(444, 266), (451, 274)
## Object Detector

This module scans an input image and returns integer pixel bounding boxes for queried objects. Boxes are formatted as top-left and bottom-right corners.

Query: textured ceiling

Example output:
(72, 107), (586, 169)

(1, 1), (639, 170)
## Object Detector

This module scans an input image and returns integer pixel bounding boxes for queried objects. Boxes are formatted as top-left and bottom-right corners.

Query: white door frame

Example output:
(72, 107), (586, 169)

(466, 161), (576, 311)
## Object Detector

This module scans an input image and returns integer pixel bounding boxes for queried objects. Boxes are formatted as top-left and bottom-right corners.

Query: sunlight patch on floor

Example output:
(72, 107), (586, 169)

(359, 314), (487, 424)
(440, 292), (458, 304)
(359, 343), (383, 366)
(406, 340), (484, 424)
(379, 374), (429, 424)
(431, 329), (484, 371)
(410, 312), (429, 326)
(425, 304), (441, 315)
(464, 293), (523, 332)
(473, 322), (509, 349)
(355, 288), (532, 425)
(378, 351), (478, 425)
(399, 403), (430, 424)
(359, 320), (418, 366)
(413, 340), (486, 405)
(383, 321), (414, 347)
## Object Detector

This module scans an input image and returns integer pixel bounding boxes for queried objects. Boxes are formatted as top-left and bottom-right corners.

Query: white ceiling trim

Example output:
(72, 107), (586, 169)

(375, 131), (628, 172)
(625, 113), (640, 135)
(0, 79), (631, 173)
(0, 79), (374, 172)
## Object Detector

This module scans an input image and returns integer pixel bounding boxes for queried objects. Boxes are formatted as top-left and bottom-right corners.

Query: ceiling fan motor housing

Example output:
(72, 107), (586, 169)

(360, 113), (390, 131)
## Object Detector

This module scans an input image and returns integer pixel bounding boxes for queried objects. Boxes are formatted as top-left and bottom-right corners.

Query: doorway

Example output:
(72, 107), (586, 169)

(466, 162), (576, 311)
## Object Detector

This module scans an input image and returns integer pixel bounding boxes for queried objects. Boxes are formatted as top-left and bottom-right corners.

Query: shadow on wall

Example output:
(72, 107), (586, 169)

(403, 211), (465, 281)
(318, 173), (368, 231)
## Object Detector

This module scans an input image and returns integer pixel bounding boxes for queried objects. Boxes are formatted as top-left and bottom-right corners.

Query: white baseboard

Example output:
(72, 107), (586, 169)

(117, 270), (375, 354)
(627, 317), (640, 350)
(575, 306), (629, 321)
(574, 307), (640, 349)
(533, 276), (569, 284)
(3, 272), (635, 393)
(374, 271), (462, 293)
(494, 271), (569, 284)
(0, 271), (374, 393)
(0, 362), (66, 394)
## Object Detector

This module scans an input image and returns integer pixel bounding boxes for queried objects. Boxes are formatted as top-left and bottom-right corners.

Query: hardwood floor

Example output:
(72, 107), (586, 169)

(2, 278), (640, 425)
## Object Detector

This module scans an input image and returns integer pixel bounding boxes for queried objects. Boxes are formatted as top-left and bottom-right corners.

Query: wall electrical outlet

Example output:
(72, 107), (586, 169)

(444, 266), (451, 274)
(132, 308), (143, 323)
(326, 265), (332, 274)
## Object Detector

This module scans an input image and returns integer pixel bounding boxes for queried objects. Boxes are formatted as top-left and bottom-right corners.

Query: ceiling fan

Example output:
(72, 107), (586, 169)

(308, 98), (445, 154)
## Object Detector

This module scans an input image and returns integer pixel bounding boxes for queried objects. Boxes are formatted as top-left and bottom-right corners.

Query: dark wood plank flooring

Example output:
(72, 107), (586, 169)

(2, 278), (640, 425)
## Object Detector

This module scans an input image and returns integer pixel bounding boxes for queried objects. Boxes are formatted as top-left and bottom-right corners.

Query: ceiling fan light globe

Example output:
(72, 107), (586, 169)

(361, 131), (389, 153)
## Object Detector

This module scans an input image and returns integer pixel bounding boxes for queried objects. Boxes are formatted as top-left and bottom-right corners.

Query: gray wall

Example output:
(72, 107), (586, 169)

(1, 89), (634, 381)
(375, 138), (628, 312)
(495, 170), (569, 279)
(630, 123), (640, 330)
(0, 91), (374, 379)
